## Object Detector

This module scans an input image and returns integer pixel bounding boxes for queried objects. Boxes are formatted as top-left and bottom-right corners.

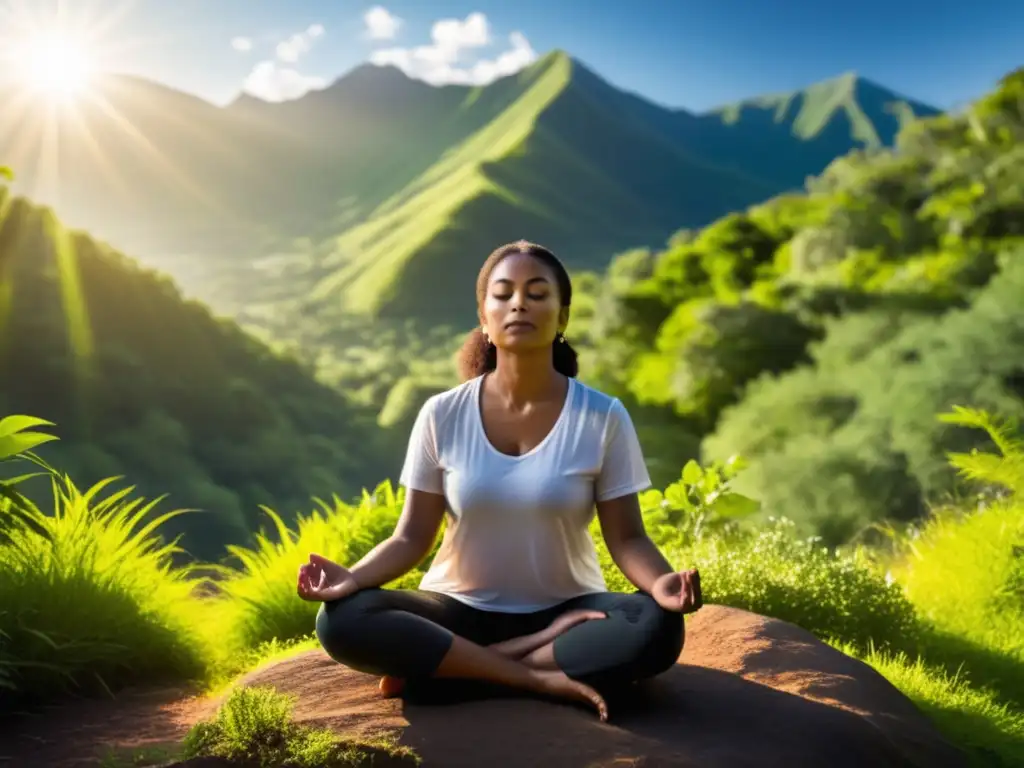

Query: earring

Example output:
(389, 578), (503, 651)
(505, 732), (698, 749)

(558, 331), (566, 344)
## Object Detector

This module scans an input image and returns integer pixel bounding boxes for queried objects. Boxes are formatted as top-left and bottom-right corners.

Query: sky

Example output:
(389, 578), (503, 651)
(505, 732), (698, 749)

(2, 0), (1022, 112)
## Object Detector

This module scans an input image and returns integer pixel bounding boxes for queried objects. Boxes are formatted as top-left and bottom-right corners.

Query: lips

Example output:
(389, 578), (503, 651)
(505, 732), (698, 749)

(504, 320), (535, 330)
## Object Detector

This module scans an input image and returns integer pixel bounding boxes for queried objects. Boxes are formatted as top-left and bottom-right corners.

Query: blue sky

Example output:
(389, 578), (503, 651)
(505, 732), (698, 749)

(5, 0), (1022, 111)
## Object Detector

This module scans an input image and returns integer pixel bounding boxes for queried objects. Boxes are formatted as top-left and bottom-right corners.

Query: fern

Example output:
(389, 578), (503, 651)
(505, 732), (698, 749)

(937, 405), (1024, 496)
(0, 415), (60, 543)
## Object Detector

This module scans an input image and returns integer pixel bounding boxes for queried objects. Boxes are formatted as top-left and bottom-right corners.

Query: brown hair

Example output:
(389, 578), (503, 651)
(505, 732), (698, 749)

(456, 240), (579, 381)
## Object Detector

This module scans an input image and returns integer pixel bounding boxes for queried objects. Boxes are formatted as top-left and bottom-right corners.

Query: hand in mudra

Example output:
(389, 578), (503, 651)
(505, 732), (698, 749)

(297, 553), (360, 602)
(651, 568), (702, 614)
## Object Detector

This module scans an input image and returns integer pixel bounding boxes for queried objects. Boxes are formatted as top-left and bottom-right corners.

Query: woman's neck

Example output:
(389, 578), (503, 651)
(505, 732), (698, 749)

(490, 348), (562, 408)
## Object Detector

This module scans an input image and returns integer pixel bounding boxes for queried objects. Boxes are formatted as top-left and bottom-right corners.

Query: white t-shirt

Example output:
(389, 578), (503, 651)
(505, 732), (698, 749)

(399, 374), (651, 612)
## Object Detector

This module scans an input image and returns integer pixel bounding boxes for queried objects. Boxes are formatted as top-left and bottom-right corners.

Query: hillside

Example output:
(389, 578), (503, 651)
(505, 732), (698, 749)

(570, 66), (1024, 542)
(303, 52), (779, 324)
(686, 72), (942, 190)
(0, 181), (393, 561)
(1, 53), (939, 327)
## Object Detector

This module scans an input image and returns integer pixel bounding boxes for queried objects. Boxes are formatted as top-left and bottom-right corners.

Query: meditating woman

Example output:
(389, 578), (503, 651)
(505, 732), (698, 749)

(298, 240), (702, 721)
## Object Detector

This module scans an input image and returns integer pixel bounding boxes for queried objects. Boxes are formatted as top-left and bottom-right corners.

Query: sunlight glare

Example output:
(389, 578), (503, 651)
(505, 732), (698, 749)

(22, 32), (96, 101)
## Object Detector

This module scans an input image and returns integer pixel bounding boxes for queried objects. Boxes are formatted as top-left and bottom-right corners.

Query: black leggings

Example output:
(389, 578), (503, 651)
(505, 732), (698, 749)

(315, 588), (684, 692)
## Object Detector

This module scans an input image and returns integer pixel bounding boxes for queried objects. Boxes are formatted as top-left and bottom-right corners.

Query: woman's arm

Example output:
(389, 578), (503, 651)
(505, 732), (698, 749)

(348, 489), (446, 589)
(596, 493), (675, 594)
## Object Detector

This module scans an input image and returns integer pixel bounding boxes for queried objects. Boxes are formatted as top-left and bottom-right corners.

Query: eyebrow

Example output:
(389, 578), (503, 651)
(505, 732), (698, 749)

(491, 276), (550, 286)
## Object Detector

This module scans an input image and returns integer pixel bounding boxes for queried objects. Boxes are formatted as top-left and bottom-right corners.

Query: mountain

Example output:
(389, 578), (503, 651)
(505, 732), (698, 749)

(302, 53), (779, 323)
(0, 181), (392, 561)
(684, 72), (942, 190)
(0, 52), (941, 327)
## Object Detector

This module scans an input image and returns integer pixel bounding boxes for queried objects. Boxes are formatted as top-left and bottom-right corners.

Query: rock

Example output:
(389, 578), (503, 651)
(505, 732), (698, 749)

(220, 604), (966, 768)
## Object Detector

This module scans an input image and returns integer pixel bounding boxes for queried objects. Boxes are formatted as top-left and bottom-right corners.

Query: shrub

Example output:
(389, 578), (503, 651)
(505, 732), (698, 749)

(683, 518), (919, 649)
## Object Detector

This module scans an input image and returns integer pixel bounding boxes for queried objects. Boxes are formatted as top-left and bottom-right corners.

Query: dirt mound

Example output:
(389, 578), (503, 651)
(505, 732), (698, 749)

(0, 605), (966, 768)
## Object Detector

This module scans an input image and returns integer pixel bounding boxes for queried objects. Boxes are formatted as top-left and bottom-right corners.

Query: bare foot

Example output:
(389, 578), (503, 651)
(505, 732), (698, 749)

(547, 609), (606, 637)
(490, 609), (606, 660)
(378, 675), (405, 698)
(533, 669), (608, 722)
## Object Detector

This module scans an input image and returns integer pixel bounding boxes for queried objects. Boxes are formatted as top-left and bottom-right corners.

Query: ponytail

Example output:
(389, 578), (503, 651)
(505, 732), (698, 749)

(457, 327), (579, 381)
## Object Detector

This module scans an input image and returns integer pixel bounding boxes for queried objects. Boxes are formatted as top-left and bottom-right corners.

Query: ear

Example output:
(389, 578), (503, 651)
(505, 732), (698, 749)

(558, 306), (570, 331)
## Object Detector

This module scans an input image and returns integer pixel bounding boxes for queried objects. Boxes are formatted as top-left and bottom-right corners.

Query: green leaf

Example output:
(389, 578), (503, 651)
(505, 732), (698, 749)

(0, 415), (56, 439)
(681, 459), (703, 485)
(2, 472), (48, 487)
(664, 483), (694, 510)
(708, 492), (761, 519)
(0, 166), (12, 181)
(0, 432), (58, 462)
(0, 483), (50, 542)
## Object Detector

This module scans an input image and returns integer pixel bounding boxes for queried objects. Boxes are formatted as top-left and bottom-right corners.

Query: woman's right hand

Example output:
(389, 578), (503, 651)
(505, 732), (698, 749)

(297, 553), (360, 602)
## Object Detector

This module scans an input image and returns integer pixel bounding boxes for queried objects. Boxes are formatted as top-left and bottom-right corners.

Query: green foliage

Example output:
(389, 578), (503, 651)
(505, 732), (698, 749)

(210, 481), (435, 653)
(0, 469), (219, 709)
(636, 456), (761, 545)
(181, 686), (419, 767)
(877, 407), (1024, 707)
(575, 66), (1024, 545)
(835, 641), (1024, 767)
(0, 415), (58, 543)
(938, 405), (1024, 495)
(687, 518), (918, 649)
(0, 196), (391, 562)
(704, 247), (1024, 543)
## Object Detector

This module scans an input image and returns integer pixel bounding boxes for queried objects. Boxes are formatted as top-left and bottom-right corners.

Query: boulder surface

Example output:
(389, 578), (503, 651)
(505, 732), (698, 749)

(193, 604), (966, 768)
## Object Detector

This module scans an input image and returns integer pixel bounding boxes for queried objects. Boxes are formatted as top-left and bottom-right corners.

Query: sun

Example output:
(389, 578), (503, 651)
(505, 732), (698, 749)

(21, 31), (96, 101)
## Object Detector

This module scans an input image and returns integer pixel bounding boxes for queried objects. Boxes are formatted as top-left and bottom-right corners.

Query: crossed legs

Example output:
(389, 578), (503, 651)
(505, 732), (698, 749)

(315, 588), (684, 720)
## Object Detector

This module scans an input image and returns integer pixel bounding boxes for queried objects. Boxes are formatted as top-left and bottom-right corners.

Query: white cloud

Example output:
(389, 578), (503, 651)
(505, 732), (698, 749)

(363, 6), (402, 40)
(240, 23), (327, 102)
(242, 60), (326, 102)
(276, 23), (325, 63)
(231, 37), (252, 52)
(369, 13), (536, 87)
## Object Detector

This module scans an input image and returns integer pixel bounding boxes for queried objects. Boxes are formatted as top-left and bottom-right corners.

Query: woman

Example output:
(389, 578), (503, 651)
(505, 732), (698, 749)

(298, 240), (702, 721)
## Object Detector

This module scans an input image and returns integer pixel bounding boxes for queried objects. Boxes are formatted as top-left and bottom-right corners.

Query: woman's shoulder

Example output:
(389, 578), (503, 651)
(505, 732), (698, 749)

(420, 376), (482, 422)
(569, 377), (627, 418)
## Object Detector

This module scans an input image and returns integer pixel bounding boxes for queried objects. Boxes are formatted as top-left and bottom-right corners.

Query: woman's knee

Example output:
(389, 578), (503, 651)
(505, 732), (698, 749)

(618, 593), (685, 676)
(314, 588), (387, 668)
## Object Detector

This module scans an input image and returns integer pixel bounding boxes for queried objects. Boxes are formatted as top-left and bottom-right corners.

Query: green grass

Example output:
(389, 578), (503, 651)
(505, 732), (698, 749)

(1, 405), (1022, 765)
(0, 474), (224, 707)
(181, 685), (419, 767)
(833, 641), (1024, 767)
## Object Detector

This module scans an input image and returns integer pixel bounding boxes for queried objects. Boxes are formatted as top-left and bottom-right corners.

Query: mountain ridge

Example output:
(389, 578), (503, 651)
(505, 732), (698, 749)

(0, 49), (942, 325)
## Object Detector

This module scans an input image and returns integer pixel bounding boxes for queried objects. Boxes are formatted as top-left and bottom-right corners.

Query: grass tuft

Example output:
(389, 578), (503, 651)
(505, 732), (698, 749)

(181, 685), (420, 767)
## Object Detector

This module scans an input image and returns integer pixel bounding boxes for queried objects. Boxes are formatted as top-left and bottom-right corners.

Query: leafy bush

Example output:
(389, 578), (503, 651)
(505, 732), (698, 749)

(685, 518), (918, 649)
(596, 459), (917, 649)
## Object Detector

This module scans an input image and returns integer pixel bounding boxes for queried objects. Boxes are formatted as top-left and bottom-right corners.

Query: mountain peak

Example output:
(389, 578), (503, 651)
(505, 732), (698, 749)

(706, 70), (939, 147)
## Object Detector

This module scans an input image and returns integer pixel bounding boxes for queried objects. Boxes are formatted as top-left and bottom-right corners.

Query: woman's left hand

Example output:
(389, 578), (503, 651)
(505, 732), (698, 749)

(651, 568), (703, 613)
